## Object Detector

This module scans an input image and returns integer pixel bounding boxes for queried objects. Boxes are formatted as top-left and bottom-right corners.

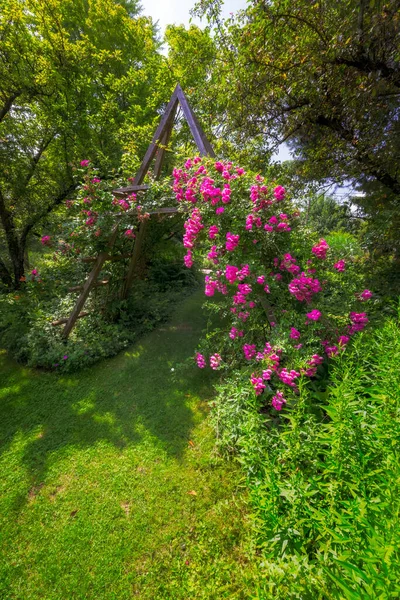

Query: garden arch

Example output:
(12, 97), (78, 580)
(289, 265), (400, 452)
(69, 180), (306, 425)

(53, 85), (215, 339)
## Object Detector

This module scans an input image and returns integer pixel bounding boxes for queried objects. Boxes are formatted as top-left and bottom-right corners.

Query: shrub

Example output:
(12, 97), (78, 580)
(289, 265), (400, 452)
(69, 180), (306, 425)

(212, 315), (400, 598)
(174, 157), (377, 410)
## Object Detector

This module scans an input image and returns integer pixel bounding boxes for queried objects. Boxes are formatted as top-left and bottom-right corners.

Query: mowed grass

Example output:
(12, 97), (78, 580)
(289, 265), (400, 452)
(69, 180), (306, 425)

(0, 292), (261, 600)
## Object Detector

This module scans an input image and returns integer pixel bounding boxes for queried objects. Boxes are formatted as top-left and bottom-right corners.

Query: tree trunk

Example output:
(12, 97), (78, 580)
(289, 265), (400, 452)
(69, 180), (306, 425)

(0, 255), (12, 288)
(0, 190), (26, 288)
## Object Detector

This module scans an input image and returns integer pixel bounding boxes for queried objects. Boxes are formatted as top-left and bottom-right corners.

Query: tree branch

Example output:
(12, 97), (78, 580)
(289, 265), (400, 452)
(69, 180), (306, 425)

(20, 181), (78, 246)
(0, 90), (21, 123)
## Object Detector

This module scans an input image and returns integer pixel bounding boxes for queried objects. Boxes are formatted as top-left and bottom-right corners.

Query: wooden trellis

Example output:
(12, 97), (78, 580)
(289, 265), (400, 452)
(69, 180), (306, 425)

(53, 84), (215, 339)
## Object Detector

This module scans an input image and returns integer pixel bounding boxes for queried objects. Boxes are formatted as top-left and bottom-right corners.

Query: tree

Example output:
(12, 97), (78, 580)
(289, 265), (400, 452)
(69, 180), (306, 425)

(0, 0), (165, 288)
(193, 0), (400, 199)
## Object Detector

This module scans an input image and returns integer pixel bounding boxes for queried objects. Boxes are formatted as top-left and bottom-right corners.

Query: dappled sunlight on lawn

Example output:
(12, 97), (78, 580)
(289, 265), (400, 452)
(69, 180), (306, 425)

(0, 292), (213, 512)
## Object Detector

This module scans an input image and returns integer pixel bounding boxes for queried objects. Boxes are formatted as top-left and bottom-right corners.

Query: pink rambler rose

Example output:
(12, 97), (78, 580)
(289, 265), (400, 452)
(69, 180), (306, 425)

(210, 354), (222, 370)
(250, 375), (265, 395)
(359, 289), (372, 301)
(41, 235), (51, 246)
(312, 238), (329, 259)
(209, 225), (219, 239)
(272, 391), (286, 411)
(333, 259), (346, 272)
(306, 309), (322, 321)
(196, 353), (206, 368)
(289, 327), (301, 340)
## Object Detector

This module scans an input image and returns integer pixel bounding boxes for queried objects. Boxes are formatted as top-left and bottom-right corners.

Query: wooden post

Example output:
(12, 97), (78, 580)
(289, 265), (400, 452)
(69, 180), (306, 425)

(62, 226), (119, 339)
(121, 219), (148, 299)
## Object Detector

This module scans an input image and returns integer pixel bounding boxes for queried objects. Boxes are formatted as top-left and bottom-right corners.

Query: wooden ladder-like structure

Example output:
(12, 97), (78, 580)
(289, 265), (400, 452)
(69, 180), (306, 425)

(53, 84), (215, 339)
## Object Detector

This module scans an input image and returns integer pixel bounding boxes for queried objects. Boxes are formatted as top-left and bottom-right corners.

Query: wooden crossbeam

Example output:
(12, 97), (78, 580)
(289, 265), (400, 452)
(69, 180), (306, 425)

(81, 253), (131, 263)
(68, 280), (109, 293)
(113, 184), (149, 198)
(52, 312), (89, 327)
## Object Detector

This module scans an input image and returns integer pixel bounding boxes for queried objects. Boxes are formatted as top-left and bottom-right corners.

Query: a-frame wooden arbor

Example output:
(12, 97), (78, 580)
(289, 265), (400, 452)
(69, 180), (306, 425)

(53, 84), (215, 339)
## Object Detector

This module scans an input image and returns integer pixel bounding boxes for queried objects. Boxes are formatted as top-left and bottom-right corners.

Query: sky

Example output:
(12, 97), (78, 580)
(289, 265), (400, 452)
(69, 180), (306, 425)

(141, 0), (293, 163)
(142, 0), (248, 34)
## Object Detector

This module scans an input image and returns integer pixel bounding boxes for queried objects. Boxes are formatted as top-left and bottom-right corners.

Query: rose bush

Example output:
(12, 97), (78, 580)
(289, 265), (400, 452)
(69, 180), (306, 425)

(174, 157), (374, 410)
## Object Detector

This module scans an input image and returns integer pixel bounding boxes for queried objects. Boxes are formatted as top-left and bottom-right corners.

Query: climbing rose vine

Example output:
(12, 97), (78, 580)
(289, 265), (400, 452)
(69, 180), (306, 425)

(173, 158), (373, 411)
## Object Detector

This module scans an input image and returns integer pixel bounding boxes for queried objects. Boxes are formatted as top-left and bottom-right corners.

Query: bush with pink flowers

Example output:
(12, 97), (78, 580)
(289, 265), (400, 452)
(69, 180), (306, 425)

(174, 157), (375, 411)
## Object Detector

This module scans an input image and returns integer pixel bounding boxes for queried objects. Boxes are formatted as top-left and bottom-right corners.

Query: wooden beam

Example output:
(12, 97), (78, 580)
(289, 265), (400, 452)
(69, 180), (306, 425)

(52, 312), (89, 327)
(68, 280), (109, 293)
(148, 207), (179, 216)
(121, 219), (148, 299)
(113, 184), (149, 197)
(131, 91), (179, 185)
(153, 106), (176, 179)
(81, 253), (131, 263)
(62, 226), (120, 339)
(175, 84), (215, 157)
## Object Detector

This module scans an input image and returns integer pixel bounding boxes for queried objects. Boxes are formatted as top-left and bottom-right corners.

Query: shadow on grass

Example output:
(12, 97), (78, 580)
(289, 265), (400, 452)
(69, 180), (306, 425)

(0, 291), (216, 512)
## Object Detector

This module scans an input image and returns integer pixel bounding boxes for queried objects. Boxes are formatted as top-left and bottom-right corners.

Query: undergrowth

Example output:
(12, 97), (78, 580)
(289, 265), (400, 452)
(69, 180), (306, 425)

(212, 313), (400, 599)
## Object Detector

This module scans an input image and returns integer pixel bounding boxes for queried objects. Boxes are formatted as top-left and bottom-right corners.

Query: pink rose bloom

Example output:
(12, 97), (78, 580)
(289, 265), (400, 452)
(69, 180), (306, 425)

(277, 222), (291, 231)
(312, 238), (329, 259)
(307, 309), (322, 321)
(80, 160), (90, 167)
(338, 335), (350, 346)
(243, 344), (256, 360)
(184, 251), (193, 268)
(225, 265), (239, 284)
(226, 232), (240, 252)
(308, 354), (324, 366)
(31, 268), (38, 276)
(290, 327), (301, 340)
(209, 225), (219, 239)
(325, 345), (339, 357)
(349, 312), (368, 334)
(210, 354), (222, 370)
(334, 259), (346, 272)
(216, 207), (224, 215)
(262, 369), (272, 380)
(236, 167), (245, 176)
(264, 284), (270, 293)
(196, 353), (206, 368)
(41, 235), (51, 246)
(257, 275), (265, 285)
(264, 224), (274, 232)
(272, 391), (286, 411)
(124, 229), (135, 239)
(250, 375), (266, 396)
(273, 185), (286, 201)
(359, 289), (372, 301)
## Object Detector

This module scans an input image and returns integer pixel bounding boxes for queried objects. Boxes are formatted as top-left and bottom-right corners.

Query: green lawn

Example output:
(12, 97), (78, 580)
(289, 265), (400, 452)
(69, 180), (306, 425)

(0, 292), (261, 599)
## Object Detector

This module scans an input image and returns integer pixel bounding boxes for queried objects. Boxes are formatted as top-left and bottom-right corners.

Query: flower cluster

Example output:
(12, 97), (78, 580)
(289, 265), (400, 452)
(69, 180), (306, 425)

(175, 158), (372, 413)
(288, 274), (322, 303)
(312, 238), (329, 259)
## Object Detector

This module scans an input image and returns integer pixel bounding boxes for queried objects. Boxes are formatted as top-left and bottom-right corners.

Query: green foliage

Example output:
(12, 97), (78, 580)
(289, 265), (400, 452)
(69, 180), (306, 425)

(192, 0), (400, 227)
(0, 0), (169, 286)
(0, 235), (197, 372)
(212, 314), (400, 598)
